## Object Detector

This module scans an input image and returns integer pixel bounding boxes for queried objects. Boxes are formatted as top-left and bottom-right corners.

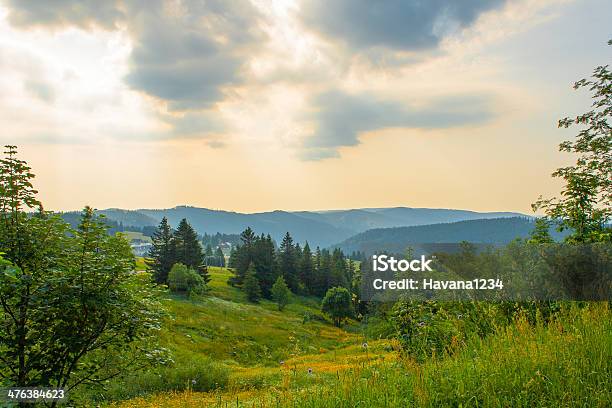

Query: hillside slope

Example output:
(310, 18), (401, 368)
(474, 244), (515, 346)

(333, 217), (567, 254)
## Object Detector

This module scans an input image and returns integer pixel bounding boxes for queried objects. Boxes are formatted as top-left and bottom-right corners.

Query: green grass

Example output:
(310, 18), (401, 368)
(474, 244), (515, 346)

(81, 267), (610, 408)
(116, 303), (610, 408)
(120, 231), (153, 243)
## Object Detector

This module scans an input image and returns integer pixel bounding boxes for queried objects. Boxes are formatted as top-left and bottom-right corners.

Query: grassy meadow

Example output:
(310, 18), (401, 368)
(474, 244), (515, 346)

(68, 263), (612, 407)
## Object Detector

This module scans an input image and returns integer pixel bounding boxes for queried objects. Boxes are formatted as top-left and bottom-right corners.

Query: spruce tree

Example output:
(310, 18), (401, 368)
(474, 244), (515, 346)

(243, 262), (261, 302)
(300, 242), (314, 294)
(271, 275), (291, 311)
(215, 246), (225, 267)
(252, 233), (277, 297)
(145, 217), (176, 284)
(278, 232), (299, 292)
(174, 218), (204, 269)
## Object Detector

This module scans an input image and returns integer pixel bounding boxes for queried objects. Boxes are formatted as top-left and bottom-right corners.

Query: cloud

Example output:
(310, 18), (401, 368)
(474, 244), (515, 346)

(161, 111), (225, 139)
(4, 0), (124, 29)
(301, 91), (494, 160)
(123, 0), (262, 111)
(4, 0), (264, 139)
(300, 0), (507, 51)
(23, 79), (55, 103)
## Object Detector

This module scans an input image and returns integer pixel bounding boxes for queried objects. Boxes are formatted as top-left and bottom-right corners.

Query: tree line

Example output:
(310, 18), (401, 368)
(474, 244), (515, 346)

(227, 228), (359, 301)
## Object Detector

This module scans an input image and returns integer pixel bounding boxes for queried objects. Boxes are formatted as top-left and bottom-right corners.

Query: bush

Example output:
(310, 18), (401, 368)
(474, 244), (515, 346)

(86, 356), (229, 402)
(391, 300), (503, 361)
(168, 263), (206, 294)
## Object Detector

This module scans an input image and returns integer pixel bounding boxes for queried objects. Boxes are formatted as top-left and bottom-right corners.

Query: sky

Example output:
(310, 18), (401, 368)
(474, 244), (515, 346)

(0, 0), (610, 213)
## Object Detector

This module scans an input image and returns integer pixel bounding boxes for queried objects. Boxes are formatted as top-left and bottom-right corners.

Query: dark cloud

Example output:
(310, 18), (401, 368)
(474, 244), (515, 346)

(5, 0), (124, 29)
(301, 0), (506, 51)
(123, 0), (262, 111)
(4, 0), (263, 118)
(301, 91), (494, 160)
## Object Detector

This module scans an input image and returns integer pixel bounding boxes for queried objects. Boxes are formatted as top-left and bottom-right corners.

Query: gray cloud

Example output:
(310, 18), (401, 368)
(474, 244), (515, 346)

(301, 91), (494, 160)
(301, 0), (506, 51)
(4, 0), (263, 137)
(5, 0), (124, 29)
(123, 0), (262, 111)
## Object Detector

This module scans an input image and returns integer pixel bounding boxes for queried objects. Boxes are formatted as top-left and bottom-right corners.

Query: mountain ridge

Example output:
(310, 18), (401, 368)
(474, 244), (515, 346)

(90, 205), (530, 248)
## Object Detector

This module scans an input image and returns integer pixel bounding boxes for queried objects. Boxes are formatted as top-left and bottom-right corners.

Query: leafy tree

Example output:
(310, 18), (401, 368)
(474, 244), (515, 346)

(0, 147), (166, 400)
(145, 217), (176, 284)
(271, 275), (291, 311)
(168, 262), (206, 293)
(243, 262), (261, 302)
(321, 287), (353, 326)
(174, 218), (204, 268)
(533, 41), (611, 243)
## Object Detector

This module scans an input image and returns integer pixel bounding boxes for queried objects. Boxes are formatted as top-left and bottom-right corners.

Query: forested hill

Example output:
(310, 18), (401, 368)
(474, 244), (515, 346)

(333, 217), (568, 255)
(82, 206), (527, 248)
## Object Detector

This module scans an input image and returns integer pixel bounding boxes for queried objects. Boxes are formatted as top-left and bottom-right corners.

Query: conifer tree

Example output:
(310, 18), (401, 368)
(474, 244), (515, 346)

(278, 232), (299, 292)
(215, 246), (225, 267)
(174, 218), (204, 269)
(252, 233), (277, 297)
(145, 217), (176, 284)
(231, 227), (256, 285)
(243, 262), (261, 302)
(271, 275), (291, 311)
(300, 242), (314, 294)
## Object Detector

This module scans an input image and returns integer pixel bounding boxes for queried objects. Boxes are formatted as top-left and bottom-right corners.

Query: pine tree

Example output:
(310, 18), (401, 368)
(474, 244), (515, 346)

(252, 233), (278, 297)
(271, 275), (291, 311)
(300, 242), (314, 294)
(197, 264), (211, 285)
(528, 218), (555, 244)
(329, 248), (349, 289)
(278, 232), (299, 292)
(145, 217), (176, 284)
(243, 262), (261, 302)
(232, 227), (256, 285)
(215, 246), (225, 267)
(174, 218), (204, 269)
(205, 244), (214, 265)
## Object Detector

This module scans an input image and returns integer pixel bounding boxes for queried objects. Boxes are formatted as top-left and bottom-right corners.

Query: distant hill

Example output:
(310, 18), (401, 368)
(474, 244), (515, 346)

(86, 206), (529, 248)
(333, 217), (567, 255)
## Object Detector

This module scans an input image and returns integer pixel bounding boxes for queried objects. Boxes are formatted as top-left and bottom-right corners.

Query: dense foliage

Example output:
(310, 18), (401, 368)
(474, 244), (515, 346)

(533, 42), (611, 243)
(0, 146), (166, 400)
(321, 287), (354, 326)
(228, 228), (356, 303)
(146, 217), (210, 285)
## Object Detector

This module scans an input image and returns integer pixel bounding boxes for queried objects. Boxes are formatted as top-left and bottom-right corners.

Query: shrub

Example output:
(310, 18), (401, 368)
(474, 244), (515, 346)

(168, 263), (206, 293)
(87, 356), (229, 402)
